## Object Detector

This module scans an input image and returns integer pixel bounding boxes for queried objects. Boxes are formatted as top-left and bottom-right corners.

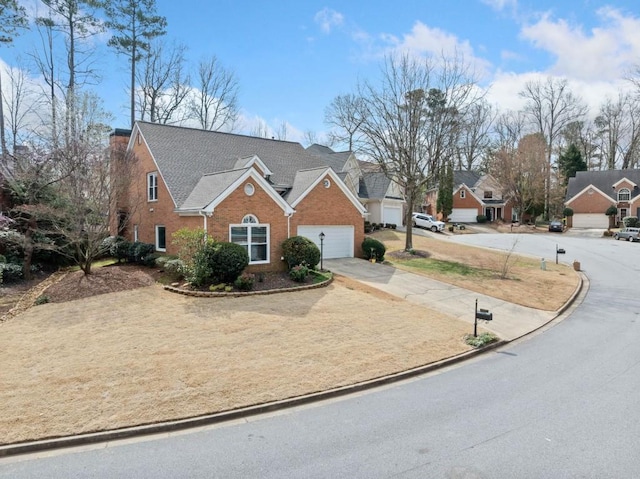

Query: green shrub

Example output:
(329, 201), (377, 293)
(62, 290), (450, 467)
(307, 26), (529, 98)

(189, 242), (218, 287)
(476, 215), (487, 223)
(0, 263), (23, 283)
(234, 272), (255, 291)
(465, 332), (498, 348)
(210, 242), (249, 283)
(362, 237), (386, 261)
(163, 258), (185, 276)
(562, 207), (574, 217)
(623, 216), (639, 227)
(34, 295), (50, 305)
(129, 242), (155, 264)
(110, 237), (131, 262)
(289, 264), (309, 282)
(282, 236), (320, 270)
(141, 252), (160, 267)
(171, 227), (212, 275)
(0, 254), (6, 264)
(189, 241), (249, 286)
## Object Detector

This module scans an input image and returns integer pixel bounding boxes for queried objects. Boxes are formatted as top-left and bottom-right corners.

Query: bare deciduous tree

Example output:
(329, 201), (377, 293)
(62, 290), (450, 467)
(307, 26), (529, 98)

(189, 55), (239, 131)
(2, 62), (39, 151)
(488, 133), (547, 223)
(324, 93), (366, 152)
(137, 40), (190, 124)
(519, 77), (587, 219)
(358, 53), (481, 251)
(457, 99), (495, 170)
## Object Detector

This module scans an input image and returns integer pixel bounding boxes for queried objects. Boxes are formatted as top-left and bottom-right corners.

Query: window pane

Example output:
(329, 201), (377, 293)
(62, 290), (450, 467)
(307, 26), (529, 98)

(157, 226), (166, 249)
(231, 226), (248, 243)
(252, 226), (267, 243)
(251, 244), (267, 261)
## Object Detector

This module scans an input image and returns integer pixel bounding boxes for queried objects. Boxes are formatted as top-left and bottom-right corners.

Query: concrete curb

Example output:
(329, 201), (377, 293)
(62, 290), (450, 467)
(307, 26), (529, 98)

(0, 274), (585, 458)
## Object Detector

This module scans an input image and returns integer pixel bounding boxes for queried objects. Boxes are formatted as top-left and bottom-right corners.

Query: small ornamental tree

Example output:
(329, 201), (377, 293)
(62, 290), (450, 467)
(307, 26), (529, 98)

(605, 205), (618, 230)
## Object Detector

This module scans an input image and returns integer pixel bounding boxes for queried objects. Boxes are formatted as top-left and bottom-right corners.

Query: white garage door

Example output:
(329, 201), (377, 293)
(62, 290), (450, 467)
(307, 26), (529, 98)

(449, 208), (478, 223)
(382, 206), (403, 226)
(572, 213), (608, 228)
(297, 225), (354, 259)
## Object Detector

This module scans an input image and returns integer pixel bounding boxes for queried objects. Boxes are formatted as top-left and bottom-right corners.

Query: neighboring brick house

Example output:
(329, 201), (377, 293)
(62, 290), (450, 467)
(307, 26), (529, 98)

(423, 171), (513, 223)
(111, 122), (366, 273)
(565, 170), (640, 228)
(306, 144), (405, 226)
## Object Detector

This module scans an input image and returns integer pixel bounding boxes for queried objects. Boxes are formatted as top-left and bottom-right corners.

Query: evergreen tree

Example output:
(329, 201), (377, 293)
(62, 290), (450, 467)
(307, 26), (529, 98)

(558, 143), (587, 186)
(99, 0), (167, 128)
(436, 161), (454, 221)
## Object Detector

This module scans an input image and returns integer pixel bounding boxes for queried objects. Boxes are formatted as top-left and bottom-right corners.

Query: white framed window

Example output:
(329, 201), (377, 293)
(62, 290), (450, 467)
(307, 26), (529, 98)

(133, 224), (139, 242)
(155, 225), (166, 252)
(618, 188), (630, 201)
(230, 214), (269, 264)
(460, 190), (466, 199)
(147, 172), (158, 201)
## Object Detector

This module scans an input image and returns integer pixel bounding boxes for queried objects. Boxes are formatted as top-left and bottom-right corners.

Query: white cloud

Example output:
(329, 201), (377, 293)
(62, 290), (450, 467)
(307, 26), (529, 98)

(380, 21), (492, 79)
(481, 0), (518, 12)
(520, 8), (640, 81)
(485, 70), (632, 121)
(314, 8), (344, 34)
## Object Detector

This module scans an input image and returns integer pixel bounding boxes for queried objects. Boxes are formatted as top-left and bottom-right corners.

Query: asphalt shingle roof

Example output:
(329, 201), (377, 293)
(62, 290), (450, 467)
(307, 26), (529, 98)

(285, 167), (328, 205)
(359, 172), (392, 200)
(136, 122), (327, 208)
(306, 144), (352, 173)
(181, 168), (249, 210)
(453, 171), (481, 188)
(566, 170), (640, 201)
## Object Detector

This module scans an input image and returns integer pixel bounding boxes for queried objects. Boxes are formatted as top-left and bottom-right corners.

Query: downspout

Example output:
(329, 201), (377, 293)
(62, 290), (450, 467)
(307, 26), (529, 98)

(287, 211), (295, 238)
(199, 210), (212, 240)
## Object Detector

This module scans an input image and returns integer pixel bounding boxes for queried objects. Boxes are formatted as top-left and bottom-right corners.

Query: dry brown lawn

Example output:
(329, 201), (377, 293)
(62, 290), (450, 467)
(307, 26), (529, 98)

(372, 230), (578, 311)
(0, 277), (475, 445)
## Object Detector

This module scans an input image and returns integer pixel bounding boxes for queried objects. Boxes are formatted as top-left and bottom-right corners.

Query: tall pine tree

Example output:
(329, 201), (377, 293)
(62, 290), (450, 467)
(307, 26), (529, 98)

(558, 143), (587, 186)
(436, 161), (454, 221)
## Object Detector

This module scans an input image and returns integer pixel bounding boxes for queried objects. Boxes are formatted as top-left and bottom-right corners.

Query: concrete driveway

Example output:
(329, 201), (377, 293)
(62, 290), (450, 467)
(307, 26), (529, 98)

(325, 257), (566, 341)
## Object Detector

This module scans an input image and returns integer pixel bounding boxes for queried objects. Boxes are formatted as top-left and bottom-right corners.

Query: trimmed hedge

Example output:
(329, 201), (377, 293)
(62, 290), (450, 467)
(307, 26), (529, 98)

(362, 237), (386, 261)
(282, 236), (320, 270)
(189, 241), (249, 287)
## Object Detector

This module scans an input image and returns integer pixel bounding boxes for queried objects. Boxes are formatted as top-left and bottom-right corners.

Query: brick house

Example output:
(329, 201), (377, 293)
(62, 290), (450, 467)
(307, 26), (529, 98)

(306, 144), (405, 226)
(565, 170), (640, 228)
(110, 122), (366, 273)
(423, 171), (514, 223)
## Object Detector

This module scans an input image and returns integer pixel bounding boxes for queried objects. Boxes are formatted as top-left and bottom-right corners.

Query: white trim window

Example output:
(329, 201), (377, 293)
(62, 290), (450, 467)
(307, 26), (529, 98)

(155, 225), (166, 252)
(133, 224), (139, 242)
(230, 214), (269, 264)
(147, 172), (158, 201)
(618, 188), (630, 202)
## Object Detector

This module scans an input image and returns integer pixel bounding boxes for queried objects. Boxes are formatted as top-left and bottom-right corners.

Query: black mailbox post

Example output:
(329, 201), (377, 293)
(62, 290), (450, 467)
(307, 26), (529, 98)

(474, 299), (493, 337)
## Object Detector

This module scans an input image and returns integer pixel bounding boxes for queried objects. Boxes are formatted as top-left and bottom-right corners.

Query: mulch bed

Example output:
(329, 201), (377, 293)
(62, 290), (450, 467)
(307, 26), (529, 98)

(387, 249), (431, 260)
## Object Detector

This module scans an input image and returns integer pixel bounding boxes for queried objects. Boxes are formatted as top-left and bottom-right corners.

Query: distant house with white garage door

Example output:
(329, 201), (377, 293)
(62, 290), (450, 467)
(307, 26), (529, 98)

(423, 171), (514, 223)
(306, 145), (405, 226)
(565, 170), (640, 228)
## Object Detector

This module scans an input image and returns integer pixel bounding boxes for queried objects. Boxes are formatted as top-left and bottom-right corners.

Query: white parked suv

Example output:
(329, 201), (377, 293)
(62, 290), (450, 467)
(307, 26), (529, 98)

(412, 212), (446, 232)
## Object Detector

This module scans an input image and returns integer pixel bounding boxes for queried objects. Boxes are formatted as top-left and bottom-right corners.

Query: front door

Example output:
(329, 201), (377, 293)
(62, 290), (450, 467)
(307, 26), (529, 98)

(485, 207), (492, 221)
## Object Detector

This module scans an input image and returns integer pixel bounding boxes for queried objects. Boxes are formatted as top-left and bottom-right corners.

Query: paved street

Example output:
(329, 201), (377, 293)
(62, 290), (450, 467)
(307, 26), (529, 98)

(2, 232), (639, 478)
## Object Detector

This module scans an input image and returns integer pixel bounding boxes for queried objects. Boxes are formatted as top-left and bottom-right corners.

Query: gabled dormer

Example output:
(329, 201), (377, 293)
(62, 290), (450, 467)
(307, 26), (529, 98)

(234, 155), (273, 180)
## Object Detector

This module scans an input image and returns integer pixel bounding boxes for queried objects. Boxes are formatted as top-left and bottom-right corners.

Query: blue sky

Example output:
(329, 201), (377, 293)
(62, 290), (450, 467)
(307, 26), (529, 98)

(2, 0), (640, 144)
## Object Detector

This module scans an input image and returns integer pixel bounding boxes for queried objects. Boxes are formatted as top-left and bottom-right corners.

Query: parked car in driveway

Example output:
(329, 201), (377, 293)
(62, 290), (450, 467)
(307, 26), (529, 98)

(412, 213), (445, 232)
(613, 227), (640, 242)
(548, 220), (564, 232)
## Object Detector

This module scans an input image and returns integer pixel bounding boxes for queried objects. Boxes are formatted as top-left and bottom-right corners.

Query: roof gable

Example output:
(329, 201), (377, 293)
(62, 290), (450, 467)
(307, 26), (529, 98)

(182, 167), (293, 215)
(288, 167), (366, 214)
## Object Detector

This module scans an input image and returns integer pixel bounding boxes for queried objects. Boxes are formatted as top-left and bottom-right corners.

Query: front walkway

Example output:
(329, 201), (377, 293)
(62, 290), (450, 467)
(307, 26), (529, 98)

(325, 258), (558, 341)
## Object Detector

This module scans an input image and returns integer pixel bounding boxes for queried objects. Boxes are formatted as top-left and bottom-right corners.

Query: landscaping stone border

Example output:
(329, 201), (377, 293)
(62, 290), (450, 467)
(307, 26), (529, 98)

(163, 274), (333, 297)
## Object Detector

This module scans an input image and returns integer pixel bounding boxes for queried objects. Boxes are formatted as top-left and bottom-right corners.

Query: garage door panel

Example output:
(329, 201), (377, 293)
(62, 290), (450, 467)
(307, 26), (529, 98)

(297, 226), (354, 259)
(450, 208), (478, 223)
(572, 213), (608, 228)
(383, 206), (402, 226)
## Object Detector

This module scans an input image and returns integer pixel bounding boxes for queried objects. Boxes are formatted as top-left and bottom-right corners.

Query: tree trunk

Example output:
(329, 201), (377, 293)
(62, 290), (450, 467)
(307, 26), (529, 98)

(22, 217), (37, 281)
